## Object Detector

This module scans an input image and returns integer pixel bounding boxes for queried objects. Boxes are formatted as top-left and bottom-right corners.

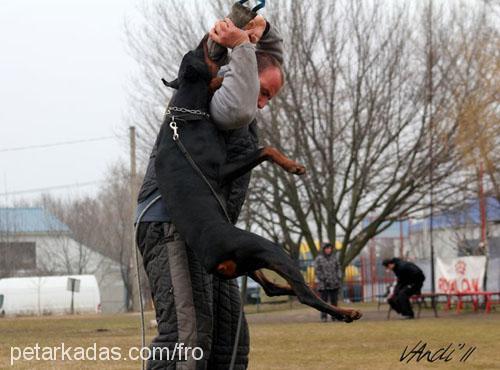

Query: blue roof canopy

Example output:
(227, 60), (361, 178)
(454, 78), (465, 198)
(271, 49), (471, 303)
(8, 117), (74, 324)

(0, 208), (70, 234)
(412, 197), (500, 232)
(361, 197), (499, 237)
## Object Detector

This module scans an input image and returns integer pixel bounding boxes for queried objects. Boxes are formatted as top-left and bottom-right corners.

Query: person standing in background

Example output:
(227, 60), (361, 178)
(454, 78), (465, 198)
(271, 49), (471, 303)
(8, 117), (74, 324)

(314, 242), (342, 322)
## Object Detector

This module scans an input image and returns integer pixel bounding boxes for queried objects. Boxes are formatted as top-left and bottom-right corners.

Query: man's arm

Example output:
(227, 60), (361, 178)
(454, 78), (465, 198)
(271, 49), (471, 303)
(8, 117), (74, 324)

(210, 43), (260, 130)
(256, 22), (284, 64)
(210, 22), (284, 130)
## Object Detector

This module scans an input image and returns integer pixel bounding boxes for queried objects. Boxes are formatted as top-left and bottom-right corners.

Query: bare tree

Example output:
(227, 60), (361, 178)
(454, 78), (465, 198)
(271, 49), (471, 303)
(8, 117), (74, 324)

(95, 163), (137, 309)
(126, 0), (495, 277)
(449, 5), (500, 201)
(243, 1), (479, 269)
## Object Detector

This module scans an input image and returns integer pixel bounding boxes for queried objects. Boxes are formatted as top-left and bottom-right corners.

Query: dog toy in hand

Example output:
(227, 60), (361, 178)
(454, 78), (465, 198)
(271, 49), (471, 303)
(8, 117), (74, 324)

(208, 0), (266, 64)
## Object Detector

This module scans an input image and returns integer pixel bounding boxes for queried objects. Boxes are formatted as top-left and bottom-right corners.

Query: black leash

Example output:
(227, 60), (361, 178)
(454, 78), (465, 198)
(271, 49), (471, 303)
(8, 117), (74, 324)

(173, 135), (232, 222)
(167, 108), (247, 370)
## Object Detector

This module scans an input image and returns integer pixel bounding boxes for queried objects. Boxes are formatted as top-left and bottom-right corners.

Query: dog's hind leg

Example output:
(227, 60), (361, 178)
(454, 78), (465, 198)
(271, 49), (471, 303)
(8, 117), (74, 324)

(249, 270), (295, 297)
(264, 259), (362, 322)
(220, 147), (306, 186)
(219, 253), (361, 321)
(216, 264), (296, 297)
(209, 226), (361, 322)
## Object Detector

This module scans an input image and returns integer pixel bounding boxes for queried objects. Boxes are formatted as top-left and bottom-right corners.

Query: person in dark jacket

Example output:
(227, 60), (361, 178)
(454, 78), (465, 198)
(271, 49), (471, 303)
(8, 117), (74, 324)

(136, 17), (284, 370)
(313, 243), (342, 322)
(382, 257), (425, 319)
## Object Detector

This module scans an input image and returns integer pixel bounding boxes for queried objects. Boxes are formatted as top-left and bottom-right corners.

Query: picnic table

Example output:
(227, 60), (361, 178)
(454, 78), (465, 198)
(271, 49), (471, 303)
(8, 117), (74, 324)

(446, 291), (500, 313)
(381, 291), (499, 319)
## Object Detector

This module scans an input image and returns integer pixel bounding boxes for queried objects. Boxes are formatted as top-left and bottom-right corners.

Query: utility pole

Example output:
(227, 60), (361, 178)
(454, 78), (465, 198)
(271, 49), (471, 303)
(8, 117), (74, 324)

(479, 162), (487, 246)
(129, 126), (140, 312)
(478, 162), (489, 290)
(399, 219), (404, 258)
(427, 0), (438, 318)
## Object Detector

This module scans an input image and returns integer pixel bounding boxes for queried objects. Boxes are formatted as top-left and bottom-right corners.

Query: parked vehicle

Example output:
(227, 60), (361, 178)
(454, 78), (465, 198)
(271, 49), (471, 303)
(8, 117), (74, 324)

(0, 275), (101, 316)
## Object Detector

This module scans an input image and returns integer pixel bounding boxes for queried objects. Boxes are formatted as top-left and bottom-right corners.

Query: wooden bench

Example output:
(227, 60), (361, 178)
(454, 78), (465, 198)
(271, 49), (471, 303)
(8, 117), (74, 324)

(386, 293), (448, 319)
(385, 291), (500, 318)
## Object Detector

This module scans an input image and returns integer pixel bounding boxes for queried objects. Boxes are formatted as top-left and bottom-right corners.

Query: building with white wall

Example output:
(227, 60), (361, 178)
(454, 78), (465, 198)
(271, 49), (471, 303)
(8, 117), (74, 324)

(0, 208), (127, 313)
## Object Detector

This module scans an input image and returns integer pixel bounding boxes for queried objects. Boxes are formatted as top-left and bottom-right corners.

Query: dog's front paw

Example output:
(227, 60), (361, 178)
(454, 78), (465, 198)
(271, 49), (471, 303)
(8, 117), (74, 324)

(285, 161), (306, 176)
(294, 164), (306, 175)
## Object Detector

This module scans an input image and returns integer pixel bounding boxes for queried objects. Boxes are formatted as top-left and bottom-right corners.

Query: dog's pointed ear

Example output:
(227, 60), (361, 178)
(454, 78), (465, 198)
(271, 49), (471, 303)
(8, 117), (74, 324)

(179, 51), (210, 82)
(162, 78), (179, 90)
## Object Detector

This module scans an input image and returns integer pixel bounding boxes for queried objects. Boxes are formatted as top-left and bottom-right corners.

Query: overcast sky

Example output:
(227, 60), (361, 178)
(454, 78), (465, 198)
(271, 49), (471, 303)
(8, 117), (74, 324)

(0, 0), (142, 205)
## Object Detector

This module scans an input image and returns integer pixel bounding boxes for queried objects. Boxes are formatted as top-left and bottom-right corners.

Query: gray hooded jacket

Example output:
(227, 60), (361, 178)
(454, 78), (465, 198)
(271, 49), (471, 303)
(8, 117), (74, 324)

(314, 252), (342, 291)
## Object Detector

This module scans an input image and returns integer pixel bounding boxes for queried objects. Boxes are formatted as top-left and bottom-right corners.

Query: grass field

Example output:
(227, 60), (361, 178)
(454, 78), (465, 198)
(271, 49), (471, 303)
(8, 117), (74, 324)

(0, 303), (498, 369)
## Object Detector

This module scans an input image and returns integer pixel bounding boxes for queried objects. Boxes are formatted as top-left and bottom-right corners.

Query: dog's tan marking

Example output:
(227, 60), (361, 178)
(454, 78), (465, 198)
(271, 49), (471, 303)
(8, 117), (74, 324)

(208, 76), (224, 95)
(253, 270), (293, 291)
(216, 260), (238, 278)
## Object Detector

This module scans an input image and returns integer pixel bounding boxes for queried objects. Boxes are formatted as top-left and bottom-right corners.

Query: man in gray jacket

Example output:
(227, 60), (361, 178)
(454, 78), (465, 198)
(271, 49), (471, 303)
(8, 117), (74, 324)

(314, 243), (342, 322)
(136, 17), (284, 370)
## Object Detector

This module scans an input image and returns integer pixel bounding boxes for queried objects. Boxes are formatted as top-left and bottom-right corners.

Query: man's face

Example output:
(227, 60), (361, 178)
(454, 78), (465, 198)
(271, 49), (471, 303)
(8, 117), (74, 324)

(324, 247), (333, 255)
(258, 66), (282, 109)
(385, 263), (395, 272)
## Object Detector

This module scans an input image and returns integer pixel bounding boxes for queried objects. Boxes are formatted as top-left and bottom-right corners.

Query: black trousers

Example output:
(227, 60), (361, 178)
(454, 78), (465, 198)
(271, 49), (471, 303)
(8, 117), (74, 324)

(388, 283), (423, 318)
(319, 289), (339, 320)
(137, 222), (249, 370)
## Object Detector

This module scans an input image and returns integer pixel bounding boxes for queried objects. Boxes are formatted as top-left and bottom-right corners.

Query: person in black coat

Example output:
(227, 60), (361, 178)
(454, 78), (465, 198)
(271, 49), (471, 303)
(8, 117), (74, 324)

(382, 258), (425, 319)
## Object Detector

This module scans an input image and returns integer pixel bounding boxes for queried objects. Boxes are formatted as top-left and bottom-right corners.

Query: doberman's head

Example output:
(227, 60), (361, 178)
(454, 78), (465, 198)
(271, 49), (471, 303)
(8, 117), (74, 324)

(163, 35), (223, 98)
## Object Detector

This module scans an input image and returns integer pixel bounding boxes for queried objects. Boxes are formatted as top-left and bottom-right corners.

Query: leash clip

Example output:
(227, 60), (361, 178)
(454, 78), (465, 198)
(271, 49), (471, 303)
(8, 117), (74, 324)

(169, 116), (179, 141)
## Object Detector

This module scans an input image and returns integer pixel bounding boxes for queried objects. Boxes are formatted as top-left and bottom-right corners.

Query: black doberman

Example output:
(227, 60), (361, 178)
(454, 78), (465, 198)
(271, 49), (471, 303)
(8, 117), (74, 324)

(155, 39), (362, 322)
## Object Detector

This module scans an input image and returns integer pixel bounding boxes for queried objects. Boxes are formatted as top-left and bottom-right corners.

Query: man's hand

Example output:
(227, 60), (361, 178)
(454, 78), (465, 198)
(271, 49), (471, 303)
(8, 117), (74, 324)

(244, 15), (266, 44)
(209, 18), (250, 48)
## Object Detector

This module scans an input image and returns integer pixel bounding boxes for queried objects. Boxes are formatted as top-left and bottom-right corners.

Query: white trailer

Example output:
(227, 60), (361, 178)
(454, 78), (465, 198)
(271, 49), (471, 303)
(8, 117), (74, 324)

(0, 275), (101, 316)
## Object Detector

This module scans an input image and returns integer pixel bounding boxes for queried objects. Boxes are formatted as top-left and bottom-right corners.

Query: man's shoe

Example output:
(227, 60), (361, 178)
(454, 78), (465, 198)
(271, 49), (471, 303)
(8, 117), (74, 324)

(321, 317), (327, 322)
(401, 315), (414, 320)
